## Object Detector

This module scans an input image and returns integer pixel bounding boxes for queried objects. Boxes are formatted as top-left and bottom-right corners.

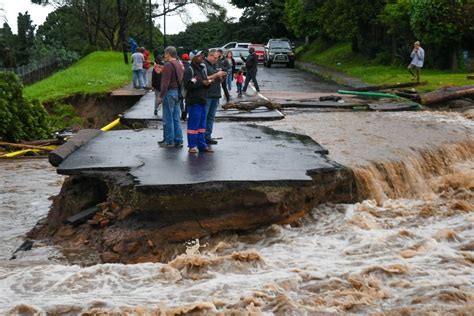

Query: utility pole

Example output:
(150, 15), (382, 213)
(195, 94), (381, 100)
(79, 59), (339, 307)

(163, 0), (167, 49)
(148, 0), (153, 49)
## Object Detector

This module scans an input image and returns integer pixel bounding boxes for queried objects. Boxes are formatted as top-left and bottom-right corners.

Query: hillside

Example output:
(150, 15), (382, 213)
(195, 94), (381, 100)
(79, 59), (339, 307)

(24, 52), (131, 103)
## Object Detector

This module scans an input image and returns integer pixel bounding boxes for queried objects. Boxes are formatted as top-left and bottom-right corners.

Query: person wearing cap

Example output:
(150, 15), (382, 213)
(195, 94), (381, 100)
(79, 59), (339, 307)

(158, 46), (184, 148)
(408, 41), (425, 83)
(204, 49), (227, 145)
(184, 50), (215, 153)
(240, 47), (260, 93)
(217, 48), (231, 102)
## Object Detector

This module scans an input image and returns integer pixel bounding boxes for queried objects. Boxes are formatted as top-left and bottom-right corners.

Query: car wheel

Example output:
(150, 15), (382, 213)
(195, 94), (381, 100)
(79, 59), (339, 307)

(263, 61), (267, 67)
(267, 62), (272, 68)
(289, 61), (295, 68)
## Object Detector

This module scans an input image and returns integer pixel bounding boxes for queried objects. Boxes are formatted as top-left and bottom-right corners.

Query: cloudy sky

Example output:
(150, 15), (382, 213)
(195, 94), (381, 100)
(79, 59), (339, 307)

(1, 0), (243, 34)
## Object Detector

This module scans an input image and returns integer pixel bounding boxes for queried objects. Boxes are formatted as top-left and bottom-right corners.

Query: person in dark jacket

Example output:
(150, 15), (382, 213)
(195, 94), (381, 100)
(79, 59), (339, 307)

(204, 49), (226, 145)
(240, 47), (260, 93)
(183, 51), (213, 153)
(217, 49), (231, 102)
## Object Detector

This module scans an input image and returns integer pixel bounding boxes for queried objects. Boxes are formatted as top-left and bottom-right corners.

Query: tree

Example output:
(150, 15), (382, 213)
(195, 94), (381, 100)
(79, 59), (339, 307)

(410, 0), (465, 69)
(0, 23), (16, 67)
(0, 73), (51, 142)
(15, 12), (36, 65)
(228, 0), (293, 43)
(36, 6), (90, 53)
(379, 0), (414, 64)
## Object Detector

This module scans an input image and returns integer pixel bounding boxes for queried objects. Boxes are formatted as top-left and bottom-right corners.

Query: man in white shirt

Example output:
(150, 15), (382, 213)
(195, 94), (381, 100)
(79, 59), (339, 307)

(131, 48), (145, 89)
(408, 41), (425, 83)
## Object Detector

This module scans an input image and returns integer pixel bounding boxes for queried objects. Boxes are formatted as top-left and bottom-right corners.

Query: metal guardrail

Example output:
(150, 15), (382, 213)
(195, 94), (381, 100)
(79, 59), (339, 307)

(0, 56), (62, 85)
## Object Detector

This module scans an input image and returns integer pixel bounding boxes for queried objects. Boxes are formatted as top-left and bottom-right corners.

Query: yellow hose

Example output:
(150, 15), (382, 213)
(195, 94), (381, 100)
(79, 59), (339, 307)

(1, 118), (121, 158)
(100, 118), (121, 132)
(0, 145), (57, 158)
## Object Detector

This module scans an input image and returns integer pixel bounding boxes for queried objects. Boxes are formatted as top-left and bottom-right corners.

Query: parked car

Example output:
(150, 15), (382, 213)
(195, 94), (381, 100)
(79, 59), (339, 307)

(249, 44), (265, 63)
(229, 48), (250, 73)
(264, 39), (295, 68)
(209, 42), (252, 54)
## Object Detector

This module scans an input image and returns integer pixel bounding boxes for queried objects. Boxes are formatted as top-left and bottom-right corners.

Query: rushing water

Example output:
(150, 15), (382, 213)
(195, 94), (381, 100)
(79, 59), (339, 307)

(1, 112), (473, 315)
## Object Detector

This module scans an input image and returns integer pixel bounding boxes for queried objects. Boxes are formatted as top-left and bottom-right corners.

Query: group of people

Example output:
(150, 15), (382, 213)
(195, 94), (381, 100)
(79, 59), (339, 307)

(139, 46), (260, 154)
(131, 47), (152, 89)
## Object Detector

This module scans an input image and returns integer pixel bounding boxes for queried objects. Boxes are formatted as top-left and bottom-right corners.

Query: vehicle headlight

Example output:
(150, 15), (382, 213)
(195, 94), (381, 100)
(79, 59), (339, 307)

(269, 52), (275, 56)
(288, 52), (294, 56)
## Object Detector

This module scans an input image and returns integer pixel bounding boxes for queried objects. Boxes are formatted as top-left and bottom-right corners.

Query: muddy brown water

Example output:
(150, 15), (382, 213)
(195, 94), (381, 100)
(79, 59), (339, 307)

(1, 110), (473, 315)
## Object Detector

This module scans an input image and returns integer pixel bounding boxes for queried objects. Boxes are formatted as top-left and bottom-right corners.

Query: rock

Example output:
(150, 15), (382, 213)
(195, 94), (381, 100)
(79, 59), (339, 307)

(126, 241), (140, 254)
(101, 252), (119, 263)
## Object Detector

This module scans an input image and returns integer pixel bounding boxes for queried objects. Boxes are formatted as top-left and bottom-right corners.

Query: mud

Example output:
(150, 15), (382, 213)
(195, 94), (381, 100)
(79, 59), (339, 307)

(43, 93), (141, 129)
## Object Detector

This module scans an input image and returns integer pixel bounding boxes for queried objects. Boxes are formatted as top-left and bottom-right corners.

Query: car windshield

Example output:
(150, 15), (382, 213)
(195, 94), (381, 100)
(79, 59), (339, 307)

(269, 41), (291, 49)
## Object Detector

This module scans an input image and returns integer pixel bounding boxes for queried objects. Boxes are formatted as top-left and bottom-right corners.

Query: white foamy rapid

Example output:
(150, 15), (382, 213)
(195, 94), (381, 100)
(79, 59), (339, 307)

(1, 110), (473, 314)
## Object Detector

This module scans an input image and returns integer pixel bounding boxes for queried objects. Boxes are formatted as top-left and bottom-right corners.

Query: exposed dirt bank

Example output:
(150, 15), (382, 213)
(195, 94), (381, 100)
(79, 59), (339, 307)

(26, 110), (474, 265)
(43, 93), (141, 129)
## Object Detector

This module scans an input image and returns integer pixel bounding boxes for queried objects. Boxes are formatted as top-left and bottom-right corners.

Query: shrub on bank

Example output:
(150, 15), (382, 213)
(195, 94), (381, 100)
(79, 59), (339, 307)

(0, 73), (51, 142)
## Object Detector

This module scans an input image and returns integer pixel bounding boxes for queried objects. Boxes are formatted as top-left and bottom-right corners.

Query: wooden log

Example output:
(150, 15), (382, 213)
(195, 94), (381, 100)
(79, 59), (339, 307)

(0, 141), (55, 151)
(420, 85), (474, 106)
(222, 100), (282, 111)
(49, 129), (103, 167)
(468, 75), (474, 80)
(352, 81), (427, 92)
(20, 139), (62, 146)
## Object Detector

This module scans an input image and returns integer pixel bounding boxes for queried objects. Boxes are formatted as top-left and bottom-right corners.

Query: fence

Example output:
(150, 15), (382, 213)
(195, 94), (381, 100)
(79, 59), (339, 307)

(0, 56), (62, 85)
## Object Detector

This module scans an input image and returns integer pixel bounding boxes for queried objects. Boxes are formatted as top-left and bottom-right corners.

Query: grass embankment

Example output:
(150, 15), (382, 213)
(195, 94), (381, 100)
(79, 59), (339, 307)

(297, 42), (472, 92)
(24, 51), (130, 102)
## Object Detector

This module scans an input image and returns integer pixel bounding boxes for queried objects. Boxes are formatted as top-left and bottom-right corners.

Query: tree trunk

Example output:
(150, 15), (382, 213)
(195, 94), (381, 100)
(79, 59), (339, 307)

(451, 45), (459, 71)
(420, 85), (474, 106)
(352, 81), (427, 92)
(117, 0), (128, 64)
(351, 36), (359, 53)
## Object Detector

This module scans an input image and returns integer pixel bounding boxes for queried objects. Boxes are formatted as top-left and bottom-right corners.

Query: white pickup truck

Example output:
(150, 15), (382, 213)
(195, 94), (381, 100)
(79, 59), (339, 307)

(209, 42), (251, 53)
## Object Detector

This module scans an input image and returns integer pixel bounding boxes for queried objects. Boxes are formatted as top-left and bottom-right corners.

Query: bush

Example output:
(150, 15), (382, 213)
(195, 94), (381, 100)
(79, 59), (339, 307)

(48, 102), (83, 131)
(0, 72), (51, 142)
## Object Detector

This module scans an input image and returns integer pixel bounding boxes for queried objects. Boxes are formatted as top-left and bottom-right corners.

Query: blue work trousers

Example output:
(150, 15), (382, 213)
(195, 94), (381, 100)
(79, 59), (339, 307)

(162, 89), (183, 145)
(187, 103), (207, 150)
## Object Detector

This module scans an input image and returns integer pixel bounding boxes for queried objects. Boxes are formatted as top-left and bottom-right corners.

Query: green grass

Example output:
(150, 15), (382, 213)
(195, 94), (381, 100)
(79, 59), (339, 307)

(298, 42), (472, 92)
(24, 51), (131, 102)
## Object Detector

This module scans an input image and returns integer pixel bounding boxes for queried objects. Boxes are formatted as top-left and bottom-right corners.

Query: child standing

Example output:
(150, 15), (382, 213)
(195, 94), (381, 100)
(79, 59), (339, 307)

(235, 70), (244, 97)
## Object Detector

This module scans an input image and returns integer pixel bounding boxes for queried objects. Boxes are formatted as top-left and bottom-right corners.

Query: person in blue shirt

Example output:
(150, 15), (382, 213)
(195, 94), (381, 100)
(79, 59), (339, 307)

(407, 41), (425, 83)
(128, 37), (138, 54)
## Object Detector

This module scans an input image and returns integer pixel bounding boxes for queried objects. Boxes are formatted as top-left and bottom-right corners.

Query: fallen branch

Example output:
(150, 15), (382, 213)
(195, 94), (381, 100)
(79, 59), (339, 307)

(0, 141), (56, 151)
(468, 75), (474, 80)
(352, 81), (427, 92)
(20, 139), (63, 146)
(419, 85), (474, 106)
(223, 100), (282, 111)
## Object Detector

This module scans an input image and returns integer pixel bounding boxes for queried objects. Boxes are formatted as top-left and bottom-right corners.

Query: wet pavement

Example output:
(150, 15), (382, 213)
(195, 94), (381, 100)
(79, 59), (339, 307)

(57, 124), (333, 188)
(121, 91), (284, 125)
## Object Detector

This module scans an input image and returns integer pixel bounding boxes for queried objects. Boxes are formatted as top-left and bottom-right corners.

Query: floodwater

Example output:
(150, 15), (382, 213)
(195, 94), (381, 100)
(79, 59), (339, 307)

(1, 111), (473, 315)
